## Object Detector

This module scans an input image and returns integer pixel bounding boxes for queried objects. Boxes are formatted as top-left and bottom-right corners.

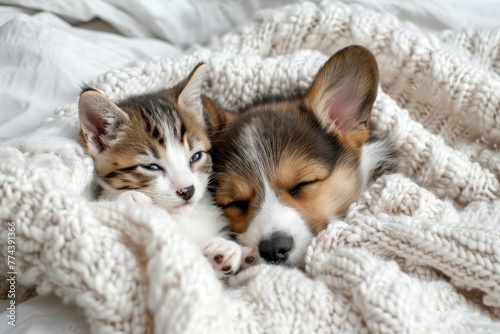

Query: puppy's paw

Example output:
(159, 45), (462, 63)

(118, 191), (153, 204)
(204, 237), (243, 279)
(240, 246), (257, 270)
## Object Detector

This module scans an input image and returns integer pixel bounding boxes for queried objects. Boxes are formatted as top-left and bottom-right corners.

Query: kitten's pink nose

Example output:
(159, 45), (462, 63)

(176, 185), (194, 201)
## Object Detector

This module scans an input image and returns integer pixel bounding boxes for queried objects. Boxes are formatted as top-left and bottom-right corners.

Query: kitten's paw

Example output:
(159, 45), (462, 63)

(204, 237), (242, 279)
(118, 191), (153, 205)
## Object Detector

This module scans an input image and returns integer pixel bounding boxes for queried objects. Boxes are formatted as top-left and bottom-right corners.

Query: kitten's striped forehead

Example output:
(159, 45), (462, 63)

(94, 90), (212, 192)
(118, 93), (187, 145)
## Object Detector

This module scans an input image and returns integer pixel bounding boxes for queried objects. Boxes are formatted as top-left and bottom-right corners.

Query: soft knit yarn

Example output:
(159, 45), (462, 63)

(1, 1), (500, 332)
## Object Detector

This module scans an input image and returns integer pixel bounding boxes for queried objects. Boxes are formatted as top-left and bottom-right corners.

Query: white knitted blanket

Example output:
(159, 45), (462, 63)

(2, 1), (500, 332)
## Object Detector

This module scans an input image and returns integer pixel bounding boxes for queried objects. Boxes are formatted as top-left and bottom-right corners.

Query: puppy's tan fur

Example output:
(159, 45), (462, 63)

(209, 46), (396, 266)
(211, 46), (378, 233)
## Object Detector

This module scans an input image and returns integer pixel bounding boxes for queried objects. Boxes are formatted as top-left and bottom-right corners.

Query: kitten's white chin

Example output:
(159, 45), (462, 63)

(167, 201), (194, 214)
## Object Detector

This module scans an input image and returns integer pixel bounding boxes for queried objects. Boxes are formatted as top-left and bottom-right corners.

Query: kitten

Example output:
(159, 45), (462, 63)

(78, 63), (254, 278)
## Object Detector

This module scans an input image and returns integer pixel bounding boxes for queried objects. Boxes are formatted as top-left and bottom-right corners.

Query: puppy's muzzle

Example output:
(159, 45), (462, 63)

(258, 231), (294, 263)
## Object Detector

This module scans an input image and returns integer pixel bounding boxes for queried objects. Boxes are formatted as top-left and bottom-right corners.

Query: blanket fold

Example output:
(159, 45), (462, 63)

(1, 1), (500, 332)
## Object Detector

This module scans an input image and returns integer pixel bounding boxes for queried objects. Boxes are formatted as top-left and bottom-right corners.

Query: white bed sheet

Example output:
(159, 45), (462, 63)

(1, 0), (500, 140)
(0, 0), (294, 140)
(0, 6), (181, 139)
(0, 0), (499, 333)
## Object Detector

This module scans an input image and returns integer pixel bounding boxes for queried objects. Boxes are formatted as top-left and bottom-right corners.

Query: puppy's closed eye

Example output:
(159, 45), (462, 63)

(222, 200), (250, 213)
(288, 180), (319, 197)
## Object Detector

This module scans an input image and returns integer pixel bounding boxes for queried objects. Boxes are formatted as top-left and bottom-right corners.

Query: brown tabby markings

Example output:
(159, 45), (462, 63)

(81, 88), (213, 194)
(104, 94), (211, 190)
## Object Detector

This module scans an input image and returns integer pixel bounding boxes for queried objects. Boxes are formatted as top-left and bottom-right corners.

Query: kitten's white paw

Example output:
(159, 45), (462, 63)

(118, 191), (153, 205)
(204, 237), (251, 278)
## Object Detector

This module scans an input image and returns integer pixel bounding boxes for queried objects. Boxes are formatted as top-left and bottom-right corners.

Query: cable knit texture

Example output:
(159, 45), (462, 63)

(1, 1), (500, 332)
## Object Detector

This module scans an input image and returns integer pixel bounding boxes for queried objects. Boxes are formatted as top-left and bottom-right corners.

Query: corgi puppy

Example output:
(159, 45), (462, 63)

(78, 63), (254, 278)
(210, 46), (398, 268)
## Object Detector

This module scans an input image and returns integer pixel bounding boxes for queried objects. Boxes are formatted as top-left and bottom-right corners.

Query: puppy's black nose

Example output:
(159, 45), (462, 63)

(176, 185), (194, 200)
(258, 232), (294, 263)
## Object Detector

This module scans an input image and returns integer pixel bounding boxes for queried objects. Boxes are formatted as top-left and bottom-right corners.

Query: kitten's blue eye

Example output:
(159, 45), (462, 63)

(144, 164), (160, 171)
(189, 152), (202, 164)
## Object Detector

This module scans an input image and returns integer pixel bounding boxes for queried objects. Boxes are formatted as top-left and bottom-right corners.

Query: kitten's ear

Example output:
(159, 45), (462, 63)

(177, 63), (207, 122)
(304, 45), (379, 149)
(78, 88), (129, 154)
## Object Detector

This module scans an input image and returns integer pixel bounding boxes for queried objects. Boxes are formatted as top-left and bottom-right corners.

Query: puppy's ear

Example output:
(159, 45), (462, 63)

(304, 45), (379, 149)
(175, 62), (207, 123)
(78, 88), (129, 155)
(202, 95), (238, 142)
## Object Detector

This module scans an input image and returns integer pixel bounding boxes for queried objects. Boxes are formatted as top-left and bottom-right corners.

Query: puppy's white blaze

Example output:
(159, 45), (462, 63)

(238, 183), (313, 267)
(237, 122), (267, 174)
